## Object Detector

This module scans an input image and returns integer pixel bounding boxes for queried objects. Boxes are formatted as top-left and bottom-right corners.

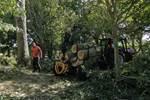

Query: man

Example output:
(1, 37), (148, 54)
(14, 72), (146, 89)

(31, 42), (42, 72)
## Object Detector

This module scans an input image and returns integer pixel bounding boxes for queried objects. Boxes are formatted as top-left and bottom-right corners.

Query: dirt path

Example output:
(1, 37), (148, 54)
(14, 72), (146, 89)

(0, 66), (84, 100)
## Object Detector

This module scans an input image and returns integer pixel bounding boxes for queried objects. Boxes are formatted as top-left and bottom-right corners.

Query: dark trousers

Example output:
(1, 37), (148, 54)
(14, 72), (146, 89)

(32, 57), (40, 72)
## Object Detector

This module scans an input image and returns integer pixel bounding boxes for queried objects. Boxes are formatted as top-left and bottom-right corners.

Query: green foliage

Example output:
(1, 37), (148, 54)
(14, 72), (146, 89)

(0, 94), (19, 100)
(0, 54), (16, 66)
(0, 0), (18, 32)
(85, 1), (111, 34)
(120, 42), (150, 98)
(40, 58), (54, 72)
(122, 42), (150, 75)
(133, 42), (150, 71)
(0, 1), (17, 57)
(27, 0), (79, 53)
(0, 0), (17, 16)
(0, 21), (16, 32)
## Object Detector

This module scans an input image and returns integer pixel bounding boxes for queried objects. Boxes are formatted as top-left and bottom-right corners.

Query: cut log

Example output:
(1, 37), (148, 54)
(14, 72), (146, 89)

(70, 57), (78, 63)
(71, 59), (83, 67)
(59, 52), (73, 61)
(65, 52), (76, 60)
(71, 44), (78, 53)
(77, 46), (101, 60)
(95, 46), (101, 52)
(71, 42), (96, 53)
(77, 50), (87, 60)
(60, 52), (78, 65)
(54, 61), (69, 75)
(54, 62), (66, 75)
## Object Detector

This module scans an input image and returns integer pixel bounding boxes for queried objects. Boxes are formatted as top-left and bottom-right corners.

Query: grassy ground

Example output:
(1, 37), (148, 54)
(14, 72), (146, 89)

(0, 65), (149, 100)
(0, 65), (99, 100)
(0, 65), (81, 100)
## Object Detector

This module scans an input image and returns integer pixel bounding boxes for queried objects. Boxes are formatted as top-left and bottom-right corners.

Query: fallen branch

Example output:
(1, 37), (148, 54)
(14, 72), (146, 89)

(118, 75), (150, 83)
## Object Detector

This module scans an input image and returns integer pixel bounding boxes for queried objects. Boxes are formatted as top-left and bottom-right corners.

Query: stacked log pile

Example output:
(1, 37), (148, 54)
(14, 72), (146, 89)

(64, 43), (101, 67)
(54, 42), (101, 75)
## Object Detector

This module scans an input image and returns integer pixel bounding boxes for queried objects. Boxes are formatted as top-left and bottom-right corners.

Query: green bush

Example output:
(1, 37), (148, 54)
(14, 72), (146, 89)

(0, 54), (16, 66)
(40, 58), (54, 72)
(122, 42), (150, 75)
(120, 42), (150, 98)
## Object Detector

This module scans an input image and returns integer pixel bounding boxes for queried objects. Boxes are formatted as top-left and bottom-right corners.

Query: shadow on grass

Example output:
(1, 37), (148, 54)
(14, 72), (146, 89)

(0, 68), (150, 100)
(0, 68), (79, 100)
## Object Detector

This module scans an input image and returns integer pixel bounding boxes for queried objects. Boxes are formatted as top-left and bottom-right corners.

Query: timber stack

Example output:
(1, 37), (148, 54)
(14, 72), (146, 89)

(54, 42), (101, 75)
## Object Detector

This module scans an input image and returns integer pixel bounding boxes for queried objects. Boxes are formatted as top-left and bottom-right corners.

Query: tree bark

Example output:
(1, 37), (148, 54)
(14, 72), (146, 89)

(110, 0), (120, 80)
(47, 32), (53, 59)
(16, 0), (30, 66)
(138, 32), (143, 52)
(131, 36), (136, 52)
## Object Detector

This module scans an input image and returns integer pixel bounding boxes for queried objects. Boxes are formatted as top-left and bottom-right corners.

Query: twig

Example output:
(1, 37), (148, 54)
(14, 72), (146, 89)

(118, 75), (150, 83)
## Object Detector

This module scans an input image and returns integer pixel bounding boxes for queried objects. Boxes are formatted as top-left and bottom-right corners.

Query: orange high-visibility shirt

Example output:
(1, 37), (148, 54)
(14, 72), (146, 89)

(31, 46), (41, 58)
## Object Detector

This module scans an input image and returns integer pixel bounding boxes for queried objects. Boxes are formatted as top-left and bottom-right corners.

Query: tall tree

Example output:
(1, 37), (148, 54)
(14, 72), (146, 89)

(83, 0), (141, 79)
(26, 0), (78, 59)
(108, 0), (119, 79)
(16, 0), (30, 66)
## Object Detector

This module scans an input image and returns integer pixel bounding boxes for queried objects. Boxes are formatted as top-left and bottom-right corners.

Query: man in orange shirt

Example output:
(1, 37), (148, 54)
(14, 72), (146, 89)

(31, 42), (42, 72)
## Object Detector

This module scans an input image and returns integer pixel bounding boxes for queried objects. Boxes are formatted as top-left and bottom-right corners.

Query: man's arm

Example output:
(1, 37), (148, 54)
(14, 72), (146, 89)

(31, 48), (33, 59)
(38, 46), (43, 58)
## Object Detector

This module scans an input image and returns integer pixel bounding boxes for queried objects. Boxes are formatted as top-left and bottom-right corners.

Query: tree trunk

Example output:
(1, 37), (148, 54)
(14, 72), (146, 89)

(16, 0), (30, 66)
(131, 36), (136, 52)
(138, 33), (143, 52)
(112, 26), (120, 80)
(47, 34), (53, 59)
(47, 43), (53, 59)
(111, 0), (120, 80)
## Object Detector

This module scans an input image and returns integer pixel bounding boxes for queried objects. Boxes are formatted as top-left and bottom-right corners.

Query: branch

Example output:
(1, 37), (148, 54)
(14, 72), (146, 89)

(105, 0), (113, 17)
(28, 0), (42, 41)
(117, 11), (134, 25)
(118, 1), (134, 17)
(117, 0), (138, 22)
(119, 75), (150, 83)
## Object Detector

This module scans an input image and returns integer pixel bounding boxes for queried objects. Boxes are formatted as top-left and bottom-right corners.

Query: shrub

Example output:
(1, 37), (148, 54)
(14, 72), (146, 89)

(0, 54), (16, 66)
